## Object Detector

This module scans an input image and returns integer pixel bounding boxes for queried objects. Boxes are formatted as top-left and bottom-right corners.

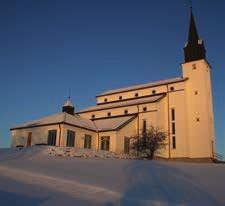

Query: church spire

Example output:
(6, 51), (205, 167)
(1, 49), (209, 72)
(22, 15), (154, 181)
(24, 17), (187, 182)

(188, 9), (199, 43)
(184, 8), (206, 63)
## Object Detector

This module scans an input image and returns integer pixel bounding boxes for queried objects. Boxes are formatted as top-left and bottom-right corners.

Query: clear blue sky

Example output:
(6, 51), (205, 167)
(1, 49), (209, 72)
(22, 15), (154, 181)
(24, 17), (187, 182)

(0, 0), (224, 156)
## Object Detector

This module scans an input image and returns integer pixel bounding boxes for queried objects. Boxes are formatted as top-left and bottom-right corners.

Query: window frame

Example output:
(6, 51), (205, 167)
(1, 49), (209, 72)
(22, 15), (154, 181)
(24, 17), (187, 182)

(66, 130), (75, 147)
(84, 134), (92, 149)
(48, 130), (57, 146)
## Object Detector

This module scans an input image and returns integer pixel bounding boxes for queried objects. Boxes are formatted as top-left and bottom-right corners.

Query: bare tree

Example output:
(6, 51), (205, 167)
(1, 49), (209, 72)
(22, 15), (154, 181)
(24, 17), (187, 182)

(131, 125), (167, 159)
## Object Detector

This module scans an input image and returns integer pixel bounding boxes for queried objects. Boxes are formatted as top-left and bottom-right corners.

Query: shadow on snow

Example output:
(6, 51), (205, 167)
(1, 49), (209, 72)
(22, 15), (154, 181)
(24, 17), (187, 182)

(105, 160), (222, 206)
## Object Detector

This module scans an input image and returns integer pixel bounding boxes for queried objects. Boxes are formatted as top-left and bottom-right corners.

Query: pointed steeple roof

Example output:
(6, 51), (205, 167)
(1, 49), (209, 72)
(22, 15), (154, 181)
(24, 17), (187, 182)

(188, 9), (199, 43)
(184, 8), (206, 63)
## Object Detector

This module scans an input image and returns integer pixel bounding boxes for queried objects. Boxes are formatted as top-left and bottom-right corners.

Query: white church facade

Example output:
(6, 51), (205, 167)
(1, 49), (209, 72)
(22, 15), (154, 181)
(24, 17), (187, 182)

(10, 10), (216, 161)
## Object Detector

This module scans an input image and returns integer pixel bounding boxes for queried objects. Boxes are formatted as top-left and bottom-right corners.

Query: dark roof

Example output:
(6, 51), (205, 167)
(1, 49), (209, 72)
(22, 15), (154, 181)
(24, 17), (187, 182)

(184, 8), (206, 62)
(188, 9), (199, 43)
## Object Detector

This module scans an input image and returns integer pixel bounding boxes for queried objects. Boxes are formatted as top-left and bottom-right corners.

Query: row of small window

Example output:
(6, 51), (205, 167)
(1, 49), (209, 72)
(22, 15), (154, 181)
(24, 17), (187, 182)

(170, 109), (201, 149)
(91, 107), (148, 119)
(48, 130), (111, 151)
(48, 130), (92, 148)
(103, 87), (175, 103)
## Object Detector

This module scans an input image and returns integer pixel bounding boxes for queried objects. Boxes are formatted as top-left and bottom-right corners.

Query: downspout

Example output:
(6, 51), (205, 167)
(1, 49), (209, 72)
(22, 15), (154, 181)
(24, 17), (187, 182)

(166, 85), (171, 158)
(137, 105), (140, 156)
(97, 131), (100, 150)
(93, 120), (100, 151)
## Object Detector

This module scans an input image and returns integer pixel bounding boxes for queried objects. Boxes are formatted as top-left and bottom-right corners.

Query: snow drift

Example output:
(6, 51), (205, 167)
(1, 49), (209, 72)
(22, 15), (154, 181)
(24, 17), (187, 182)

(0, 146), (224, 206)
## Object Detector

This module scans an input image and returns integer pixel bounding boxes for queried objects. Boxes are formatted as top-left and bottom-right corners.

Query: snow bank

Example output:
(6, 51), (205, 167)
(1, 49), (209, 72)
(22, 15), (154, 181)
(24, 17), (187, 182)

(45, 146), (137, 159)
(0, 147), (225, 206)
(0, 146), (137, 161)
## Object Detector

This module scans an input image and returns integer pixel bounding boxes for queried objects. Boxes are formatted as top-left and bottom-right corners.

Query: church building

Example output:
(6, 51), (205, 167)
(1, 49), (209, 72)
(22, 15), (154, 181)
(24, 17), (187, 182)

(10, 10), (216, 160)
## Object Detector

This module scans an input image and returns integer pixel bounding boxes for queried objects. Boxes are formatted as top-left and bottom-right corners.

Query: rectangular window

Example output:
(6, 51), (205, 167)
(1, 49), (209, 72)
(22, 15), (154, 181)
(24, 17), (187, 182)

(171, 108), (175, 121)
(84, 134), (92, 149)
(124, 137), (130, 154)
(172, 136), (176, 149)
(143, 119), (147, 134)
(101, 136), (110, 151)
(67, 130), (75, 147)
(172, 122), (176, 135)
(48, 130), (57, 146)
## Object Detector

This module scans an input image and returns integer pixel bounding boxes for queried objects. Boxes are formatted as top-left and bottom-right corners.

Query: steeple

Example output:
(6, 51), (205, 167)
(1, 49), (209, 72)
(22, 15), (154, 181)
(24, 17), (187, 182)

(184, 8), (206, 62)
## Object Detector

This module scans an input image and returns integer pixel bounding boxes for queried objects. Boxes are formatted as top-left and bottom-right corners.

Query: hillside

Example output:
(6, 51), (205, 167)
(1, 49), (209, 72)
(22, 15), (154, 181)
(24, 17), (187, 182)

(0, 146), (224, 206)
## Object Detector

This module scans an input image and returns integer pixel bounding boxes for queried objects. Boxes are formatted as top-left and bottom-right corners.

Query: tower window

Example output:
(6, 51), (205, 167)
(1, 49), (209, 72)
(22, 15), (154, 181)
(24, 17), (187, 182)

(171, 108), (175, 121)
(143, 107), (147, 112)
(194, 90), (198, 95)
(119, 96), (122, 100)
(192, 64), (197, 70)
(152, 90), (156, 94)
(196, 117), (200, 122)
(124, 110), (128, 114)
(171, 108), (176, 148)
(172, 136), (176, 149)
(135, 93), (139, 97)
(91, 114), (95, 119)
(143, 119), (147, 134)
(107, 112), (111, 117)
(172, 122), (176, 135)
(170, 87), (174, 91)
(104, 98), (107, 102)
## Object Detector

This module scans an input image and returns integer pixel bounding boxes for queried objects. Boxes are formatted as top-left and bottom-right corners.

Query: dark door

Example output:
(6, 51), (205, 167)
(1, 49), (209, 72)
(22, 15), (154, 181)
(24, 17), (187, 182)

(124, 137), (130, 153)
(27, 132), (32, 147)
(101, 136), (110, 151)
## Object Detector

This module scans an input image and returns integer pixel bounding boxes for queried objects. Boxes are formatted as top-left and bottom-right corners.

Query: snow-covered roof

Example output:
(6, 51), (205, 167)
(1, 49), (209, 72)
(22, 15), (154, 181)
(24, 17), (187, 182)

(10, 113), (96, 131)
(93, 115), (136, 131)
(63, 99), (74, 107)
(10, 113), (136, 132)
(97, 77), (187, 97)
(78, 94), (165, 113)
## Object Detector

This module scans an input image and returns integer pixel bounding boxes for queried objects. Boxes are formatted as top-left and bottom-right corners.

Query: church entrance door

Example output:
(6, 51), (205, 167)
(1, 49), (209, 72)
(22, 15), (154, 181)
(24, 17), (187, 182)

(27, 132), (32, 147)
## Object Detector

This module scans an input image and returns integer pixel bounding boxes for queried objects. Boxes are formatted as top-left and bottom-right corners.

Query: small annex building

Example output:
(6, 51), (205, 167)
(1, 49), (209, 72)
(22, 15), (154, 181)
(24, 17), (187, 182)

(10, 9), (216, 160)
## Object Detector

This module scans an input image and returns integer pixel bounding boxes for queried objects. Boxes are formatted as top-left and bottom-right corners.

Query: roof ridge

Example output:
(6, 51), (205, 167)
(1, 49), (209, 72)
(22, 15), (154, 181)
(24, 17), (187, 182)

(96, 77), (187, 97)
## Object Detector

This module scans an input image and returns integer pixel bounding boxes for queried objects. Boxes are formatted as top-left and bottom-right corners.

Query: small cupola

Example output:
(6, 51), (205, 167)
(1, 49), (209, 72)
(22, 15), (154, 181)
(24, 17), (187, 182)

(62, 97), (75, 115)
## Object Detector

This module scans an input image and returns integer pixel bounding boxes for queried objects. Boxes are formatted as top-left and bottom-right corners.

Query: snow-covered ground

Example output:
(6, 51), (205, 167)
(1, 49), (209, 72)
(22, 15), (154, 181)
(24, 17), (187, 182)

(0, 146), (224, 206)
